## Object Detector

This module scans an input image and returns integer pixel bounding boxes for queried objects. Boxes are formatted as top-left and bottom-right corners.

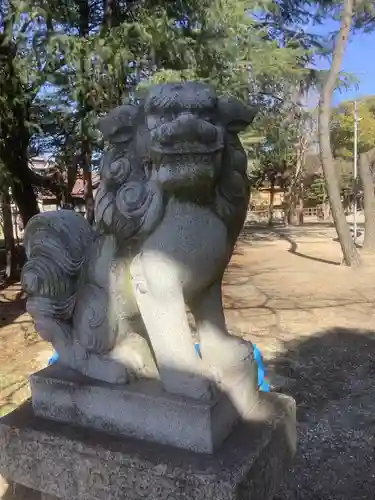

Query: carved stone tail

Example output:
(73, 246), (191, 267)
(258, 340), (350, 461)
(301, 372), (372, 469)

(21, 210), (94, 345)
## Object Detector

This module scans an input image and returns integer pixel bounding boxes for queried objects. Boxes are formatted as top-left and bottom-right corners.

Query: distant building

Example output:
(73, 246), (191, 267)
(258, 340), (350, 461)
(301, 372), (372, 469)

(10, 157), (101, 239)
(29, 157), (100, 213)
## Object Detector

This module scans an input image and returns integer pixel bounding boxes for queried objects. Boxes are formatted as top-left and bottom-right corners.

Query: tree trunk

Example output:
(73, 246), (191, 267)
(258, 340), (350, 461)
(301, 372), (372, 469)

(2, 130), (66, 224)
(295, 135), (306, 226)
(103, 0), (114, 29)
(283, 203), (289, 226)
(318, 0), (361, 267)
(297, 186), (304, 225)
(1, 191), (16, 280)
(268, 179), (275, 226)
(360, 149), (375, 251)
(288, 155), (304, 226)
(287, 195), (296, 225)
(7, 157), (40, 227)
(78, 0), (95, 225)
(0, 30), (40, 228)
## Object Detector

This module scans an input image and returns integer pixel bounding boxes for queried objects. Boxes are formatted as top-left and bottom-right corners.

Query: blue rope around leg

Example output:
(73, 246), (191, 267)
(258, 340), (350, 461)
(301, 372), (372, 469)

(48, 344), (271, 392)
(194, 342), (270, 392)
(48, 351), (59, 365)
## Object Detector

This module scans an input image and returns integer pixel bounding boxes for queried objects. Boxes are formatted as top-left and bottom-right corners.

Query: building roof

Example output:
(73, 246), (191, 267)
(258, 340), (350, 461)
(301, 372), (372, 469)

(29, 157), (101, 200)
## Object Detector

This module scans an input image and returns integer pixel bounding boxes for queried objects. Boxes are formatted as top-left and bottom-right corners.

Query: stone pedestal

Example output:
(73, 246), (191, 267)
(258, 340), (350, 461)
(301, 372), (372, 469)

(0, 393), (296, 500)
(29, 364), (258, 454)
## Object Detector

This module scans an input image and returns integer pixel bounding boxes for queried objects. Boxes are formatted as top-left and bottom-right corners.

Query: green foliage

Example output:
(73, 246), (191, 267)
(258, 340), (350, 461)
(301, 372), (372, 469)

(249, 149), (291, 191)
(25, 0), (315, 172)
(248, 82), (314, 190)
(135, 0), (309, 102)
(305, 175), (327, 203)
(270, 0), (375, 28)
(331, 96), (375, 159)
(0, 0), (66, 155)
(3, 0), (374, 223)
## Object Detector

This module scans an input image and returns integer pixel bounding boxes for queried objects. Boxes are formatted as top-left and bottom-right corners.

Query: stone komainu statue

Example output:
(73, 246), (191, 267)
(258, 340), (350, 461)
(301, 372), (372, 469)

(22, 82), (257, 401)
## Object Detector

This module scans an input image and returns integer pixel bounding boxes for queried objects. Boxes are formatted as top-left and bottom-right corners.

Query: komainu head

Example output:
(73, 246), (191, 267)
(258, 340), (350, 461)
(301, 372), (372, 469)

(96, 82), (257, 239)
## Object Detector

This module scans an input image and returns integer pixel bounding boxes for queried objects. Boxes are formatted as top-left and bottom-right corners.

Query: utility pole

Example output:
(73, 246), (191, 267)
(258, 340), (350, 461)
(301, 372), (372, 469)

(353, 100), (358, 243)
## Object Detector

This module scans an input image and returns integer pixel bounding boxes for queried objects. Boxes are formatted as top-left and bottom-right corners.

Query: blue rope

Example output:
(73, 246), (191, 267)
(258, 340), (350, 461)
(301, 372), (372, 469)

(253, 344), (270, 392)
(48, 351), (59, 365)
(194, 342), (270, 392)
(49, 344), (271, 392)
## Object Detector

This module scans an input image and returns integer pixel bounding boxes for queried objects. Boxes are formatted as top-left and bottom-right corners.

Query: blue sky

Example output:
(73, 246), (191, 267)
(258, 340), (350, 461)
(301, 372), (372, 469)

(312, 19), (375, 105)
(332, 29), (375, 104)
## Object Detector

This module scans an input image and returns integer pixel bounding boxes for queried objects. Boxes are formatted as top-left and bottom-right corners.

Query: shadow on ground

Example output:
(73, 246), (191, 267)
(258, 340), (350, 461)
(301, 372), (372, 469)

(0, 244), (27, 329)
(0, 288), (26, 329)
(281, 235), (341, 266)
(0, 246), (26, 285)
(2, 328), (375, 499)
(273, 327), (375, 500)
(238, 221), (343, 266)
(240, 221), (337, 244)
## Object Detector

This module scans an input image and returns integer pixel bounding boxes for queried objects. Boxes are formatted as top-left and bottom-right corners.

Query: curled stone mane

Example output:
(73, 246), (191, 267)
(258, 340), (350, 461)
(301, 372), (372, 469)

(211, 134), (249, 247)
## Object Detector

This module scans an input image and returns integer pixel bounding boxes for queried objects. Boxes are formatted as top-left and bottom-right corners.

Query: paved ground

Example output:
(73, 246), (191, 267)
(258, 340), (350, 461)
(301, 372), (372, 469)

(2, 223), (375, 499)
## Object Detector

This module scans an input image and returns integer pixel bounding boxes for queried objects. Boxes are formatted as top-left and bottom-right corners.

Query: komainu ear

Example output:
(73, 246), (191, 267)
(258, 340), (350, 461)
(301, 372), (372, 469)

(98, 105), (139, 144)
(217, 96), (258, 133)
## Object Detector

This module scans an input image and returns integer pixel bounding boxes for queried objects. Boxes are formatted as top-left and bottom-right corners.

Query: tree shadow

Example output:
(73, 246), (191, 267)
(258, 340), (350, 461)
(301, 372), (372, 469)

(0, 279), (22, 293)
(239, 222), (341, 266)
(0, 246), (26, 287)
(240, 222), (287, 244)
(0, 365), (295, 500)
(4, 328), (375, 500)
(223, 265), (369, 317)
(240, 221), (336, 243)
(0, 285), (27, 329)
(281, 235), (341, 266)
(272, 327), (375, 500)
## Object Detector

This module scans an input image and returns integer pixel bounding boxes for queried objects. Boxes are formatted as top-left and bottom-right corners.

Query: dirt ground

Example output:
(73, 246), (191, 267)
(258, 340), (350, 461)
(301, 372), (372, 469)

(2, 223), (375, 499)
(0, 284), (52, 418)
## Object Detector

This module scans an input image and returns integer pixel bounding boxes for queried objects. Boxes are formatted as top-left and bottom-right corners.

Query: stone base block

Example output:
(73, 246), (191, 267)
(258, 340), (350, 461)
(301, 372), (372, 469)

(0, 393), (296, 500)
(30, 364), (258, 453)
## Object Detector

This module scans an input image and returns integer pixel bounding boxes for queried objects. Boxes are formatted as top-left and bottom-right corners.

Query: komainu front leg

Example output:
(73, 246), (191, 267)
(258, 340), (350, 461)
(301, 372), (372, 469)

(130, 253), (210, 400)
(189, 281), (251, 368)
(189, 281), (258, 414)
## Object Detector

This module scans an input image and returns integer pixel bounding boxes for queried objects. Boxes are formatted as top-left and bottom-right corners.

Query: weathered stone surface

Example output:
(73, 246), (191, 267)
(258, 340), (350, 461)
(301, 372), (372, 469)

(0, 393), (296, 500)
(21, 81), (259, 401)
(30, 363), (258, 453)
